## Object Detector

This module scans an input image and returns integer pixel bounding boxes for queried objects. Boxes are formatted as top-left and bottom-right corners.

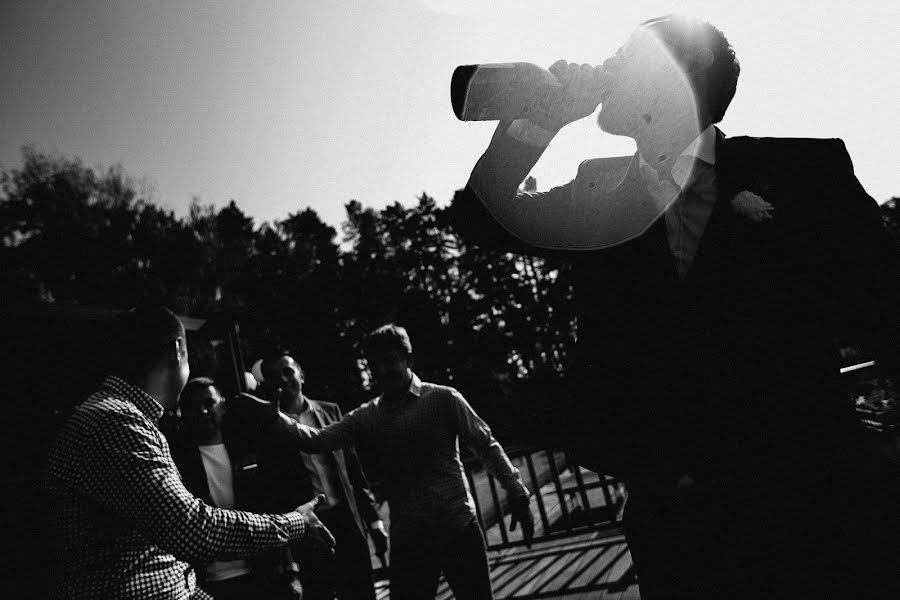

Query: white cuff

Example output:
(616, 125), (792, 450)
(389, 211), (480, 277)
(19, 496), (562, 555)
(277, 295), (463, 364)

(369, 520), (385, 531)
(506, 119), (557, 147)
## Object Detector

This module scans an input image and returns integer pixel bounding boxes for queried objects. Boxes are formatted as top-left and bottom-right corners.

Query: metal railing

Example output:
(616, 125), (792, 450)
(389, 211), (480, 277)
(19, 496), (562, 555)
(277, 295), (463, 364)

(463, 446), (625, 551)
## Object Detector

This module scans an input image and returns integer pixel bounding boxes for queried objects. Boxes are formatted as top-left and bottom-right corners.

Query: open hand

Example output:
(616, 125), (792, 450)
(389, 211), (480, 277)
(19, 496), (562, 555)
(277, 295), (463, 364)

(530, 60), (608, 132)
(295, 494), (336, 554)
(509, 495), (535, 547)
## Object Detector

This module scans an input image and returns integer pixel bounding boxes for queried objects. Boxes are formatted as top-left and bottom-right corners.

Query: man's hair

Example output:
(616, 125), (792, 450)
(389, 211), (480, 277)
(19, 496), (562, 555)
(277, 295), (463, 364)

(642, 14), (740, 123)
(179, 377), (217, 410)
(110, 304), (184, 378)
(259, 346), (304, 381)
(364, 323), (413, 357)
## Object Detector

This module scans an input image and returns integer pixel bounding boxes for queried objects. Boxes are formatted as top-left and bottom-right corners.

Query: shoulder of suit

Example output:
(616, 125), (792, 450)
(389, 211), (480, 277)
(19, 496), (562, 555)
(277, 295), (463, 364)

(725, 135), (851, 169)
(575, 155), (633, 179)
(307, 398), (341, 417)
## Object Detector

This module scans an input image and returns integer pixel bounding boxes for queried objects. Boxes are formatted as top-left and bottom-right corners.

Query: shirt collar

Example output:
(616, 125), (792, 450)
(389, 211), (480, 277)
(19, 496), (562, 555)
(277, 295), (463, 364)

(408, 373), (422, 397)
(292, 394), (312, 415)
(639, 124), (717, 188)
(102, 375), (165, 422)
(378, 372), (422, 406)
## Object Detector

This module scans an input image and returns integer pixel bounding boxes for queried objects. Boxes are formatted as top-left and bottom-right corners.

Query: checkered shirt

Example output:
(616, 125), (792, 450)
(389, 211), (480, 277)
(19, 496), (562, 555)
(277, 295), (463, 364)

(46, 376), (307, 599)
(289, 374), (529, 536)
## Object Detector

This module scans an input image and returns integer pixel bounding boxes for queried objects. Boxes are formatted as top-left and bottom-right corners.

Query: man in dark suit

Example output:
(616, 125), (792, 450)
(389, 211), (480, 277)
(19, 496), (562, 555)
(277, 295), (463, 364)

(170, 377), (305, 599)
(451, 14), (898, 599)
(257, 352), (386, 600)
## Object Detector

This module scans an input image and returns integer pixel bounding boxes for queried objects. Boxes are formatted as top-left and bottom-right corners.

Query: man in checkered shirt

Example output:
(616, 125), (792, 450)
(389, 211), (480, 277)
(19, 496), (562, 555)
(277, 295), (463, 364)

(45, 305), (335, 599)
(266, 323), (535, 600)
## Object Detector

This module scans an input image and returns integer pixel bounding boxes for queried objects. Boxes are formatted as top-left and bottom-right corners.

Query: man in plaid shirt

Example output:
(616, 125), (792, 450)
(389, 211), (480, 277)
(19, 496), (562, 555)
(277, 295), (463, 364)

(45, 305), (335, 599)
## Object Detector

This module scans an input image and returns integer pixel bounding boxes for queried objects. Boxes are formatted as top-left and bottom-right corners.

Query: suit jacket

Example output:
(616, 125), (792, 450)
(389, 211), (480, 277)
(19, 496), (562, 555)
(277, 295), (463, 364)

(451, 125), (898, 487)
(209, 395), (381, 541)
(292, 397), (381, 538)
(167, 431), (300, 589)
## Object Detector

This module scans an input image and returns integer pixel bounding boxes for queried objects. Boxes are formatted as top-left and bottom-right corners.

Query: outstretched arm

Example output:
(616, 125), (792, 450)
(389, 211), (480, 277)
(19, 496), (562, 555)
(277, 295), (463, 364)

(87, 409), (313, 564)
(274, 405), (369, 454)
(451, 61), (626, 253)
(228, 392), (368, 454)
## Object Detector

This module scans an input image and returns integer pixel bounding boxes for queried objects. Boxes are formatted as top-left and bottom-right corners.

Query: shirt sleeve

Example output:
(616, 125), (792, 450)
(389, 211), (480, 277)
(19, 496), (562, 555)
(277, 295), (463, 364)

(450, 390), (530, 500)
(86, 408), (306, 563)
(279, 405), (368, 453)
(465, 119), (638, 252)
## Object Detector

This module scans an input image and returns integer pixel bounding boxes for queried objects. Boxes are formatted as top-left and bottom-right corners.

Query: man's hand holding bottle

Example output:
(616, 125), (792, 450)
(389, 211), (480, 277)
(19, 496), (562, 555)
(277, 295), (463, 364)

(530, 60), (610, 132)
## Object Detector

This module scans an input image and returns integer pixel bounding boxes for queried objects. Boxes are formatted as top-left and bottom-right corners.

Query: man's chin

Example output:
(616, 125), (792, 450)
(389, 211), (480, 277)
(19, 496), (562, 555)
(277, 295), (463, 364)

(278, 393), (298, 410)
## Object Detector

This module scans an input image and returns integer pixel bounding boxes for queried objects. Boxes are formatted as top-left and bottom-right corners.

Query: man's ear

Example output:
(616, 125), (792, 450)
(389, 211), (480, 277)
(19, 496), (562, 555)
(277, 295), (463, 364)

(407, 354), (415, 369)
(688, 47), (714, 73)
(172, 337), (185, 364)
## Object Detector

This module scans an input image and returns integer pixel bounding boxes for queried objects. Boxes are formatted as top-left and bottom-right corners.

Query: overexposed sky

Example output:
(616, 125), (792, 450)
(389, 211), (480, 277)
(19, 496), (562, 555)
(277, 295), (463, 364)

(2, 0), (898, 229)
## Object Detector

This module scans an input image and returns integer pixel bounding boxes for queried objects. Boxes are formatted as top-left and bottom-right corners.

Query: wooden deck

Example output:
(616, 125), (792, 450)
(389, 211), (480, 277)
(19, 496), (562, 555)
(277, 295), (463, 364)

(371, 458), (640, 599)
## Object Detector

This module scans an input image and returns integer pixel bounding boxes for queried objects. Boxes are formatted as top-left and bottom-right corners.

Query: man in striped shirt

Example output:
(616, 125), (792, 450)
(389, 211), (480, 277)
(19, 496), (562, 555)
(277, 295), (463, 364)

(45, 305), (335, 599)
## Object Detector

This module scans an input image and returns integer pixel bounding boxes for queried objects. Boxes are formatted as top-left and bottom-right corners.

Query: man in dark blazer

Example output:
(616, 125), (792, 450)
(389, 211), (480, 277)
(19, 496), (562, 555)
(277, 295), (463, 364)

(169, 377), (305, 599)
(451, 14), (898, 599)
(257, 352), (387, 600)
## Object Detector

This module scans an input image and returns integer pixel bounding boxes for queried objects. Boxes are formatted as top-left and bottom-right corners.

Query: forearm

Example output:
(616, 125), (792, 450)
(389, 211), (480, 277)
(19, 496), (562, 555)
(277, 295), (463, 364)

(451, 121), (541, 253)
(461, 119), (624, 251)
(453, 391), (530, 499)
(275, 411), (362, 453)
(99, 447), (307, 563)
(469, 120), (554, 202)
(466, 120), (558, 247)
(482, 442), (530, 500)
(165, 499), (306, 563)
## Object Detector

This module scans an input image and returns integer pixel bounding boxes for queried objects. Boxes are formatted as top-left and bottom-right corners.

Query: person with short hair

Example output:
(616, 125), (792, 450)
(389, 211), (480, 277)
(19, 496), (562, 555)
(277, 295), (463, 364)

(45, 305), (334, 599)
(171, 377), (304, 599)
(451, 13), (898, 598)
(255, 350), (385, 600)
(270, 324), (534, 600)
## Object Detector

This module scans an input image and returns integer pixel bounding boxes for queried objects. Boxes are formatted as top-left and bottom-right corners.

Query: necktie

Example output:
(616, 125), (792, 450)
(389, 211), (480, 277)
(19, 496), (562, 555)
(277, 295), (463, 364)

(640, 163), (681, 213)
(664, 160), (716, 279)
(640, 158), (717, 279)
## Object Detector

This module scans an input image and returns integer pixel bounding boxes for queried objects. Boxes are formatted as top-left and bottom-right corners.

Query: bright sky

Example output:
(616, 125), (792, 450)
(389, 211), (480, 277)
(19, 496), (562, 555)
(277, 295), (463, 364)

(2, 0), (897, 230)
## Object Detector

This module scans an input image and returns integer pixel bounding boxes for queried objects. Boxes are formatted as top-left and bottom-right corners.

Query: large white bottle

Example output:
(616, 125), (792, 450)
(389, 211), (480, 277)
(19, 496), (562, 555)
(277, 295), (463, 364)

(451, 62), (605, 122)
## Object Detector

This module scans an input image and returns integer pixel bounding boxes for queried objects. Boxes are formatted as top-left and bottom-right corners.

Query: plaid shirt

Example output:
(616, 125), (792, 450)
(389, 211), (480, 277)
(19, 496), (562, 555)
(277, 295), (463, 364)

(46, 376), (307, 600)
(289, 374), (529, 536)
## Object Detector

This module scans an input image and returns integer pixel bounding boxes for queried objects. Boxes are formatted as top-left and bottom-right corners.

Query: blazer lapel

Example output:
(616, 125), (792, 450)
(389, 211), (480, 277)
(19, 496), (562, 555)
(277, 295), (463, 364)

(180, 444), (213, 504)
(308, 400), (364, 532)
(308, 399), (326, 429)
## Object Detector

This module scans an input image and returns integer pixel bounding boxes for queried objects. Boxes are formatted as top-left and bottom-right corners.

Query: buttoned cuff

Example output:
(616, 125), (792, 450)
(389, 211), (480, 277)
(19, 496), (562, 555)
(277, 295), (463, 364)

(506, 119), (557, 147)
